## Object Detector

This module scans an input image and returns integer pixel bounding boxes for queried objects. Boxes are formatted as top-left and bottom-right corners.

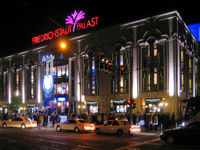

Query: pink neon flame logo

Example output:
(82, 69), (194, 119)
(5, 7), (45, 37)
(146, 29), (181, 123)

(65, 10), (85, 32)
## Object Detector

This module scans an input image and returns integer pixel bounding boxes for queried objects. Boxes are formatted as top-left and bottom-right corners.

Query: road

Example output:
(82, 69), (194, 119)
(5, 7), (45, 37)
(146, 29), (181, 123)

(0, 128), (200, 150)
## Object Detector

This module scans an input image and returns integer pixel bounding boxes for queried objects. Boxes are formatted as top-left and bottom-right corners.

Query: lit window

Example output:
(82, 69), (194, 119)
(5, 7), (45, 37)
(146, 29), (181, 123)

(148, 74), (150, 91)
(148, 45), (150, 58)
(120, 76), (124, 87)
(195, 64), (197, 74)
(189, 58), (192, 69)
(154, 45), (157, 56)
(66, 64), (69, 77)
(181, 50), (184, 62)
(57, 71), (62, 77)
(189, 79), (192, 89)
(92, 60), (95, 70)
(120, 54), (123, 66)
(154, 68), (157, 85)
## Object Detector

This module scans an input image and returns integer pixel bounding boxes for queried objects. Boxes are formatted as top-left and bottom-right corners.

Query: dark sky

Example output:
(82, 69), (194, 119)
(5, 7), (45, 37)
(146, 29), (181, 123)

(0, 0), (199, 57)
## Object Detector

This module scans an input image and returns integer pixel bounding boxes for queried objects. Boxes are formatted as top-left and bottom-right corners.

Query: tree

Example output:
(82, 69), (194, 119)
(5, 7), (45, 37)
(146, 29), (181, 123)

(7, 97), (24, 113)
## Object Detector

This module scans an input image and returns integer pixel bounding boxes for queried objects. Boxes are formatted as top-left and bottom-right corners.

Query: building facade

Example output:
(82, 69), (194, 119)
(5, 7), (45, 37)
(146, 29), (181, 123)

(0, 11), (199, 119)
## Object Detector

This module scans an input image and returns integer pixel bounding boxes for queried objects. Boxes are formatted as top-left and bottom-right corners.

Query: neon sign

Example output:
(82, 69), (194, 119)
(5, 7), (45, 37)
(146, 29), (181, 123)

(32, 10), (99, 44)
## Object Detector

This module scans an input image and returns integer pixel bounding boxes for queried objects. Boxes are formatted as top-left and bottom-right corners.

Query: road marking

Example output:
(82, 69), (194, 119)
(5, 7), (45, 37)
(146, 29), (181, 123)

(115, 137), (160, 150)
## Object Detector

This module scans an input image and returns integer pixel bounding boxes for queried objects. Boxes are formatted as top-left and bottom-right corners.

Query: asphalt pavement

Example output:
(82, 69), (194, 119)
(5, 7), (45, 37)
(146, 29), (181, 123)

(0, 127), (199, 150)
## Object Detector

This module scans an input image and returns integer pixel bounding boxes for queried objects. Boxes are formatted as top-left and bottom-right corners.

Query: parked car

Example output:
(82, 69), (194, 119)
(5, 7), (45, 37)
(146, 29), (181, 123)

(55, 119), (95, 133)
(160, 122), (200, 144)
(1, 117), (37, 128)
(95, 119), (141, 136)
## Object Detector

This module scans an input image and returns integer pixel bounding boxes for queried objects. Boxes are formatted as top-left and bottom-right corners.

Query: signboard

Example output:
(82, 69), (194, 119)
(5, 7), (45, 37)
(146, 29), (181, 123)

(42, 75), (54, 99)
(146, 98), (161, 103)
(188, 23), (200, 42)
(32, 10), (99, 44)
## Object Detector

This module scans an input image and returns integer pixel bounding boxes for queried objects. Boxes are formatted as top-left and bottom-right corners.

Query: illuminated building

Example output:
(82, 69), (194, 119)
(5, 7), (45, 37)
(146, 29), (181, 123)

(0, 11), (199, 119)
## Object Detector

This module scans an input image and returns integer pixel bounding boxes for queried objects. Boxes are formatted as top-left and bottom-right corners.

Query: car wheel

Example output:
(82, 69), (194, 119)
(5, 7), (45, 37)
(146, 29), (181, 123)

(21, 124), (26, 129)
(56, 126), (61, 132)
(117, 129), (123, 136)
(167, 136), (175, 144)
(74, 127), (80, 133)
(95, 128), (101, 135)
(2, 123), (7, 128)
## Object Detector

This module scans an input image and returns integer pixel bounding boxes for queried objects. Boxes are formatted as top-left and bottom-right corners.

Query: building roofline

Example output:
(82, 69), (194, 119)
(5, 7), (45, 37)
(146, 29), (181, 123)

(120, 10), (197, 42)
(2, 45), (47, 60)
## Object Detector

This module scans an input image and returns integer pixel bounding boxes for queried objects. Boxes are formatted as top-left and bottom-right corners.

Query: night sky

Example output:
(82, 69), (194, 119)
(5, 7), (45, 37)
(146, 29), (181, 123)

(0, 0), (199, 57)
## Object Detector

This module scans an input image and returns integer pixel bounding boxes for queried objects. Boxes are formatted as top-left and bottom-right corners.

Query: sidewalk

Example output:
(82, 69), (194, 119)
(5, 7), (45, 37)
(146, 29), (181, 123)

(37, 125), (55, 130)
(139, 126), (162, 135)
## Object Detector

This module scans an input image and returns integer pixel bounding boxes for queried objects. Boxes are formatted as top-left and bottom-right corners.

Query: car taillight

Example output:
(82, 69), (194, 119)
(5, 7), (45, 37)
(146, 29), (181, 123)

(83, 124), (95, 130)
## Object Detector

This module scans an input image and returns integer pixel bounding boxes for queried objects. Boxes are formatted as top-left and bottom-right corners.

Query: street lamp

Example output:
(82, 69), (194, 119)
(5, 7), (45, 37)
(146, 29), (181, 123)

(60, 42), (67, 49)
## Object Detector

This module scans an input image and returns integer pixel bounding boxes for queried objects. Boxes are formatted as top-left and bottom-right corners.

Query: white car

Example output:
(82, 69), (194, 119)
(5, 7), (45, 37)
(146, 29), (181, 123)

(1, 117), (37, 128)
(95, 120), (141, 136)
(55, 119), (95, 133)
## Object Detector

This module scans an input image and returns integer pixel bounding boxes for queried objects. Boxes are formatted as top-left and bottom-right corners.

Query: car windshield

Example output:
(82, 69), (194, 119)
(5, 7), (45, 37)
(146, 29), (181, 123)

(78, 120), (86, 123)
(25, 118), (32, 121)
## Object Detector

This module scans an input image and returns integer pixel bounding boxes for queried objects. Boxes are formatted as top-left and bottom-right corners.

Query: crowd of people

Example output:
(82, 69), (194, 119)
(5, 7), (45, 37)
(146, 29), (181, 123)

(0, 106), (181, 131)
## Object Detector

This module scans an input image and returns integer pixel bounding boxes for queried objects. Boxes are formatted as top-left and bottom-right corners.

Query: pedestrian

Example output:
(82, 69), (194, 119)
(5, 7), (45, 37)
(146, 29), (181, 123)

(50, 114), (54, 127)
(39, 114), (44, 126)
(43, 113), (48, 126)
(153, 114), (158, 131)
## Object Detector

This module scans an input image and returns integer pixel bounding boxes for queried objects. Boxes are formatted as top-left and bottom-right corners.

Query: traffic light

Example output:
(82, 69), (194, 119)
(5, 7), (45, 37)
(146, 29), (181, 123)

(104, 59), (109, 71)
(132, 99), (137, 109)
(126, 99), (137, 109)
(99, 53), (113, 73)
(108, 61), (113, 73)
(120, 66), (126, 75)
(99, 54), (105, 70)
(126, 99), (131, 105)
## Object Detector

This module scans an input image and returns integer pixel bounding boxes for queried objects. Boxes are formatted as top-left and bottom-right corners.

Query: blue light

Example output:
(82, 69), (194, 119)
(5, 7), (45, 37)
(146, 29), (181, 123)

(92, 69), (95, 76)
(188, 23), (200, 42)
(56, 96), (68, 102)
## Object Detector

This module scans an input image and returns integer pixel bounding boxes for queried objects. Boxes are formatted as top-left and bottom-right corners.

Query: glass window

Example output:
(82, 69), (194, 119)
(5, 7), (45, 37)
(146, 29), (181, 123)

(69, 120), (76, 124)
(17, 118), (23, 121)
(147, 45), (150, 58)
(78, 120), (86, 123)
(12, 118), (18, 121)
(154, 68), (157, 85)
(112, 121), (119, 126)
(142, 43), (164, 92)
(105, 121), (112, 125)
(154, 45), (157, 56)
(181, 50), (184, 62)
(25, 118), (32, 121)
(122, 121), (130, 125)
(148, 74), (150, 91)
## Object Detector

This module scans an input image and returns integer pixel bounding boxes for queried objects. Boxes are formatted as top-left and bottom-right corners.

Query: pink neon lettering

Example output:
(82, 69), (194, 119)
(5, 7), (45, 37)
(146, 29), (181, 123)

(65, 10), (85, 32)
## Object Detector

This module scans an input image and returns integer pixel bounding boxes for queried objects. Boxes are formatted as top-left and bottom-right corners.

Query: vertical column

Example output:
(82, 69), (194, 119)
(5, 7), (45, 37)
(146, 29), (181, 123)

(76, 40), (81, 102)
(21, 55), (25, 104)
(132, 27), (138, 98)
(46, 61), (48, 75)
(8, 59), (11, 104)
(50, 61), (53, 75)
(68, 57), (72, 98)
(168, 18), (175, 96)
(37, 51), (42, 104)
(177, 41), (181, 96)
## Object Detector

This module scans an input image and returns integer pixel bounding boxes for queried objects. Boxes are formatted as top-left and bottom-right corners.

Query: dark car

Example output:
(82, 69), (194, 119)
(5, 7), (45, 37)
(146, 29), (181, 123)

(160, 122), (200, 144)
